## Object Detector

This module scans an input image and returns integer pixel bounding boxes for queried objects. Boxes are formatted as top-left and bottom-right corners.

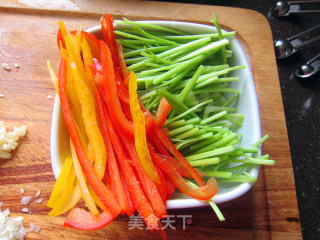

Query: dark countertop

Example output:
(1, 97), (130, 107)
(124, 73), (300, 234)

(152, 0), (320, 239)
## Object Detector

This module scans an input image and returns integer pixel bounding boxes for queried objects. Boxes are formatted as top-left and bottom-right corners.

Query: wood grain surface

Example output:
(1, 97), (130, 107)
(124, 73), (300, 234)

(0, 0), (302, 239)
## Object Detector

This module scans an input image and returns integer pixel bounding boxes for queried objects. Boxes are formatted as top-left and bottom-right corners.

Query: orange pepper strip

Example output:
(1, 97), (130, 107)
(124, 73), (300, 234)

(58, 58), (120, 217)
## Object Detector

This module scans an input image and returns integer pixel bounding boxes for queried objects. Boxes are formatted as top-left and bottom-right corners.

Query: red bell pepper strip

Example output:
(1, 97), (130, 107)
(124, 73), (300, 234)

(100, 40), (154, 137)
(89, 63), (97, 76)
(148, 143), (218, 200)
(93, 58), (102, 74)
(121, 136), (167, 218)
(147, 137), (180, 198)
(104, 13), (121, 72)
(162, 127), (171, 138)
(150, 131), (192, 176)
(64, 208), (114, 230)
(154, 98), (171, 127)
(119, 169), (135, 216)
(123, 73), (129, 87)
(148, 132), (171, 156)
(116, 40), (129, 80)
(155, 165), (167, 205)
(100, 40), (134, 137)
(116, 76), (130, 106)
(101, 16), (112, 50)
(57, 28), (101, 62)
(96, 60), (128, 106)
(58, 58), (120, 217)
(95, 89), (128, 215)
(156, 228), (167, 240)
(102, 168), (111, 185)
(152, 126), (205, 187)
(161, 154), (192, 179)
(79, 31), (101, 62)
(165, 178), (176, 200)
(57, 28), (66, 49)
(103, 100), (164, 234)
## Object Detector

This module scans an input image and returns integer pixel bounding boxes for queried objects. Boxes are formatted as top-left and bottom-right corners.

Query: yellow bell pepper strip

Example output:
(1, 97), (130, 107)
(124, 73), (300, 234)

(47, 60), (87, 213)
(64, 207), (115, 230)
(88, 187), (107, 212)
(70, 140), (99, 215)
(58, 21), (88, 88)
(47, 154), (73, 208)
(80, 37), (96, 94)
(49, 166), (81, 217)
(58, 57), (121, 217)
(59, 42), (69, 60)
(68, 45), (107, 179)
(47, 60), (59, 95)
(128, 71), (160, 183)
(50, 185), (82, 217)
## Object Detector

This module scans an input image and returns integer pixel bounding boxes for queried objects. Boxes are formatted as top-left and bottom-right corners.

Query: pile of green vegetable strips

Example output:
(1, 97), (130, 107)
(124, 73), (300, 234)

(115, 15), (275, 186)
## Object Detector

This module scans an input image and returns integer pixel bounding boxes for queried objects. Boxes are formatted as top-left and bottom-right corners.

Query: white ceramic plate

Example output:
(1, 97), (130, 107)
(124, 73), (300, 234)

(51, 21), (261, 209)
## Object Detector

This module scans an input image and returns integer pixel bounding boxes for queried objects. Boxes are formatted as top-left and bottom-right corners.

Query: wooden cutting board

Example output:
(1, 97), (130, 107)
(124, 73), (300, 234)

(0, 0), (302, 239)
